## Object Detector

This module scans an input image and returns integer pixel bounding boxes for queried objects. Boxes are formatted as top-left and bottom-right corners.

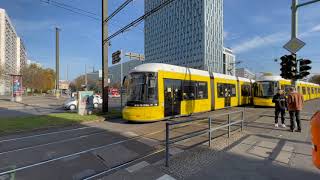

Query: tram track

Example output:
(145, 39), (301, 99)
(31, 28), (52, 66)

(0, 126), (94, 143)
(0, 130), (108, 156)
(0, 107), (269, 178)
(0, 128), (167, 176)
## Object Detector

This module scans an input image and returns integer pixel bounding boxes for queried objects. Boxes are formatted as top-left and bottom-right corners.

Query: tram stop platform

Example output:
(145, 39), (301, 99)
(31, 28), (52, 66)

(101, 102), (320, 180)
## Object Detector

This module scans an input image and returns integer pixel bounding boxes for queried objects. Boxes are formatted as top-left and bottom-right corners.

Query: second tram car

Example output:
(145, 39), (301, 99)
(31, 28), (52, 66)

(253, 76), (320, 107)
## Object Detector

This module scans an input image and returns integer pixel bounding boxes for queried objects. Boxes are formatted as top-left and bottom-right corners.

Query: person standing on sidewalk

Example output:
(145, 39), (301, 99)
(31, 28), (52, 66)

(288, 87), (304, 132)
(272, 89), (287, 128)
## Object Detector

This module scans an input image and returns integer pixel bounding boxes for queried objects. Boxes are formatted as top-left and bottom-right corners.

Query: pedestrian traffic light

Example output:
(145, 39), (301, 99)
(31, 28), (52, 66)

(280, 54), (297, 79)
(299, 59), (312, 78)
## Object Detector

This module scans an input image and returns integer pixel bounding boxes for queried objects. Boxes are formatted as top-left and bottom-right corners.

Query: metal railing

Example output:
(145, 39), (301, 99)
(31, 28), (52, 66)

(165, 110), (244, 167)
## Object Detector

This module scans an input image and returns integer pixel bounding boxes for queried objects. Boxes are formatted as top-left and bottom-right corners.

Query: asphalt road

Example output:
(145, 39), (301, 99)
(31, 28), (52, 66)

(0, 96), (123, 118)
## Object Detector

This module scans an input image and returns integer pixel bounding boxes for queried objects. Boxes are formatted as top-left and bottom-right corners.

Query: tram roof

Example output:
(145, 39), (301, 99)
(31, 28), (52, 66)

(256, 75), (319, 86)
(131, 63), (241, 80)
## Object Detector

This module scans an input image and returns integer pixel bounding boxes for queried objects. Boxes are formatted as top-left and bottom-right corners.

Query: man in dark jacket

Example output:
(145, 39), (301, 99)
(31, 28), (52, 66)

(272, 89), (287, 128)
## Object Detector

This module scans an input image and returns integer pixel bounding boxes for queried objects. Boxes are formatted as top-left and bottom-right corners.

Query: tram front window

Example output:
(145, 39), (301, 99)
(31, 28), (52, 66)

(126, 72), (158, 106)
(254, 81), (276, 98)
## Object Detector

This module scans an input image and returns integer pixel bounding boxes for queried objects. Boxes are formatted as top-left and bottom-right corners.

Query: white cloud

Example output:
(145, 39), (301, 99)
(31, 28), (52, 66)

(231, 23), (320, 54)
(223, 31), (229, 39)
(310, 24), (320, 33)
(232, 32), (287, 54)
(300, 24), (320, 38)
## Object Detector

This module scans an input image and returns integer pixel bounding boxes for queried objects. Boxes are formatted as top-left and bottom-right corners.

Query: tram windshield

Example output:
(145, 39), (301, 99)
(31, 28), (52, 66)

(254, 81), (276, 98)
(126, 72), (158, 106)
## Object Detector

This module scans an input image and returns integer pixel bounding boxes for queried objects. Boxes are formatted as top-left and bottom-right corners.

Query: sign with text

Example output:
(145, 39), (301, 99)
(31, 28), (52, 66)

(78, 91), (94, 115)
(112, 50), (122, 64)
(125, 52), (145, 61)
(11, 75), (23, 102)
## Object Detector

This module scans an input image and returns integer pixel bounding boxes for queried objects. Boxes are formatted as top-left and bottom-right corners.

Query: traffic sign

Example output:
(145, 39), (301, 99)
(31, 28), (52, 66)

(283, 37), (305, 54)
(112, 50), (122, 64)
(125, 52), (145, 61)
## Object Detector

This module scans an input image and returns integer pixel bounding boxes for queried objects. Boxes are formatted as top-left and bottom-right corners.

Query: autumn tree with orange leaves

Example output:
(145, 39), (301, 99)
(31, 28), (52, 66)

(21, 64), (55, 93)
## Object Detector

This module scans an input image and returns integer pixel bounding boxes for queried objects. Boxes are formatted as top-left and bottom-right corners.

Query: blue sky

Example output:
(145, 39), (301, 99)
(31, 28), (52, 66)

(0, 0), (319, 80)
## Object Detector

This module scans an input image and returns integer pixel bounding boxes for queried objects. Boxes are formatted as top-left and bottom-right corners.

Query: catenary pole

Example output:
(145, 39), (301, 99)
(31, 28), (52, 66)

(102, 0), (109, 112)
(55, 27), (60, 97)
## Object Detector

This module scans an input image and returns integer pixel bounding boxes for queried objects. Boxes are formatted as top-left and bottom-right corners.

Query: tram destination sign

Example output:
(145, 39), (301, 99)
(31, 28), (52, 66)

(283, 37), (305, 54)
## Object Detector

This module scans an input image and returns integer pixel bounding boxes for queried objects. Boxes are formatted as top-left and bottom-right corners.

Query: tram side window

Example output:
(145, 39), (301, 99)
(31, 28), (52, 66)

(147, 74), (157, 101)
(241, 84), (251, 96)
(308, 88), (310, 94)
(312, 88), (314, 94)
(302, 87), (306, 95)
(182, 81), (196, 100)
(196, 82), (208, 99)
(217, 83), (236, 98)
(217, 84), (225, 98)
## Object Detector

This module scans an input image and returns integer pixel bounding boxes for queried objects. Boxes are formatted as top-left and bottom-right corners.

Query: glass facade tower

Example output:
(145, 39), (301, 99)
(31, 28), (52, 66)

(144, 0), (223, 73)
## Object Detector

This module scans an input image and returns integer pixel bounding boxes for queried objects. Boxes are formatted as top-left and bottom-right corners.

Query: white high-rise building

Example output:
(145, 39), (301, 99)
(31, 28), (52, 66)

(223, 47), (236, 76)
(144, 0), (224, 73)
(236, 68), (255, 80)
(0, 8), (27, 95)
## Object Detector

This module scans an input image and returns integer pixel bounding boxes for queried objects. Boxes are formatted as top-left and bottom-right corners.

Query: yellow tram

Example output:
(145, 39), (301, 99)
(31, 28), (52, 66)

(122, 63), (254, 122)
(253, 76), (320, 107)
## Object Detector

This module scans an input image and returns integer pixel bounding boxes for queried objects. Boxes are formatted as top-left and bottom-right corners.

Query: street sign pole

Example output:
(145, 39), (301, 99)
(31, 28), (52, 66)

(287, 0), (320, 87)
(120, 50), (123, 110)
(291, 0), (298, 87)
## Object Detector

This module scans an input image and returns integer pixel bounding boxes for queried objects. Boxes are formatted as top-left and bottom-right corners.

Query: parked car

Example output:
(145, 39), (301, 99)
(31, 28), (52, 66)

(63, 95), (102, 110)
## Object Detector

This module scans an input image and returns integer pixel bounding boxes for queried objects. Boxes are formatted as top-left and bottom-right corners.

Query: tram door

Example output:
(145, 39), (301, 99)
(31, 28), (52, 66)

(224, 88), (231, 107)
(164, 79), (182, 117)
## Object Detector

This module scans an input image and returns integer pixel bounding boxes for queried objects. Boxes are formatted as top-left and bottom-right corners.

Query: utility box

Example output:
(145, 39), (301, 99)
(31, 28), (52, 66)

(311, 111), (320, 169)
(78, 91), (94, 116)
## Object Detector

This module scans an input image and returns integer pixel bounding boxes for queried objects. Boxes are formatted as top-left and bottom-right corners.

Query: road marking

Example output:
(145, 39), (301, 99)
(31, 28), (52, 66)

(125, 161), (150, 173)
(169, 147), (184, 156)
(0, 126), (93, 143)
(156, 174), (176, 180)
(122, 131), (138, 137)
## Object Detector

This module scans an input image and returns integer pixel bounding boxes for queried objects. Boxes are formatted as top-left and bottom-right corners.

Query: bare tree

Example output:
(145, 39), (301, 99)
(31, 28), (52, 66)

(309, 75), (320, 85)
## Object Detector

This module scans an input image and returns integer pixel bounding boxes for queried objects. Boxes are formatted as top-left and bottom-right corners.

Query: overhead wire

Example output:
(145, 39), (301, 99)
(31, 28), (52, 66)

(40, 0), (144, 33)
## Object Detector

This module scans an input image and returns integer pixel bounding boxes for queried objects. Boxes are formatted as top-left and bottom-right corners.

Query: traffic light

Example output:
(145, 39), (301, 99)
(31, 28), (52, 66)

(299, 59), (312, 78)
(280, 54), (297, 79)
